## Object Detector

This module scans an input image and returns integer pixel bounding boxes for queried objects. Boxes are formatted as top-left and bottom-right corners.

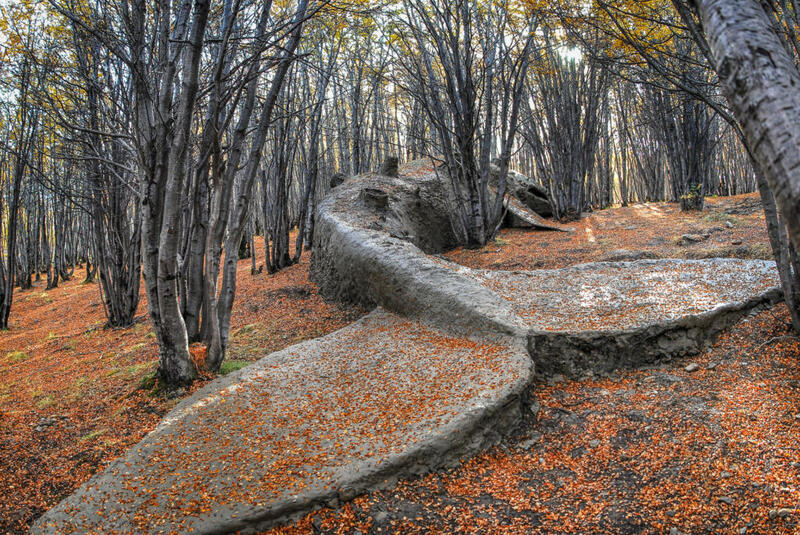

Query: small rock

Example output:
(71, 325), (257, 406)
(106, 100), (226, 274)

(33, 416), (59, 432)
(720, 471), (732, 479)
(588, 439), (601, 448)
(731, 239), (743, 245)
(519, 432), (542, 450)
(739, 527), (747, 535)
(678, 234), (706, 246)
(718, 496), (734, 505)
(706, 362), (718, 370)
(685, 363), (700, 372)
(791, 462), (800, 469)
(167, 387), (187, 399)
(770, 508), (794, 518)
(725, 221), (734, 229)
(372, 511), (389, 524)
(529, 398), (541, 418)
(670, 527), (680, 535)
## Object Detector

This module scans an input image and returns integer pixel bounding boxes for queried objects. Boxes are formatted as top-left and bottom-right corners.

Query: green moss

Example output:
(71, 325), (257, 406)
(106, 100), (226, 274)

(219, 360), (249, 376)
(702, 212), (743, 227)
(4, 350), (29, 363)
(37, 395), (54, 408)
(138, 371), (158, 392)
(70, 376), (91, 399)
(234, 324), (258, 336)
(126, 362), (152, 375)
(80, 428), (107, 442)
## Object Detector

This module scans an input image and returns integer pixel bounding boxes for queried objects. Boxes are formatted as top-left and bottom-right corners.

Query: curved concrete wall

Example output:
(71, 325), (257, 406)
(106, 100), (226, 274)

(33, 164), (781, 534)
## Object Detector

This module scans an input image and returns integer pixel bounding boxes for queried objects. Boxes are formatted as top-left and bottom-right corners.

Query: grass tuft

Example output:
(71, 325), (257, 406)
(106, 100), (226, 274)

(36, 395), (54, 409)
(80, 428), (107, 442)
(219, 360), (250, 376)
(702, 212), (743, 227)
(4, 350), (29, 363)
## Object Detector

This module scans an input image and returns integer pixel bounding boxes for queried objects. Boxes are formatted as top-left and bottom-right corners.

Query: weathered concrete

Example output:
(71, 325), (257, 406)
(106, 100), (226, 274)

(501, 192), (574, 232)
(32, 310), (533, 534)
(489, 163), (554, 217)
(310, 172), (528, 338)
(35, 161), (782, 534)
(310, 166), (779, 377)
(455, 258), (782, 375)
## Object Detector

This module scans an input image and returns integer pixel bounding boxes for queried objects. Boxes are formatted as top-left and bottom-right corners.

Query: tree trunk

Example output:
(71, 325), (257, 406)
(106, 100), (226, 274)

(695, 0), (800, 253)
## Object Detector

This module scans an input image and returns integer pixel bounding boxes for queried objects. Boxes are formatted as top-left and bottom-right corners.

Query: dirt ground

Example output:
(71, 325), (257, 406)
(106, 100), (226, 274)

(3, 193), (799, 534)
(445, 193), (770, 271)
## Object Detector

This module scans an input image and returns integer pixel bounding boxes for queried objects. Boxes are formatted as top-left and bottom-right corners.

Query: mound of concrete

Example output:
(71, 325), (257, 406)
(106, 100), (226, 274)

(310, 161), (779, 377)
(454, 258), (782, 374)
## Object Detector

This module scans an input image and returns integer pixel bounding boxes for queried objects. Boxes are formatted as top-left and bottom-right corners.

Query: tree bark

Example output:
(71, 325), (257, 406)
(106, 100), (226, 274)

(694, 0), (800, 253)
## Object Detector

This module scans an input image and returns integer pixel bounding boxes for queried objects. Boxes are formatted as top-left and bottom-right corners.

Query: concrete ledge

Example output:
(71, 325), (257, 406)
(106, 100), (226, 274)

(448, 258), (783, 375)
(311, 169), (782, 379)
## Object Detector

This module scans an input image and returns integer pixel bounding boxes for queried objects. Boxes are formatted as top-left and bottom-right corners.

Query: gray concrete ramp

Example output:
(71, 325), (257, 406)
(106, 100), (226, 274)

(32, 310), (532, 534)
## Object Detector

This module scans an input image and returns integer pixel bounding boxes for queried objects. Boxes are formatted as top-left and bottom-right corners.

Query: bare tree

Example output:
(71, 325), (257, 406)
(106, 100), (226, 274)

(397, 0), (535, 246)
(521, 37), (609, 220)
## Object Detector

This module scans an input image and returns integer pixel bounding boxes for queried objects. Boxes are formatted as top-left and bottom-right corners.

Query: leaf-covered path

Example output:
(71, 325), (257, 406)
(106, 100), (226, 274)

(31, 310), (532, 533)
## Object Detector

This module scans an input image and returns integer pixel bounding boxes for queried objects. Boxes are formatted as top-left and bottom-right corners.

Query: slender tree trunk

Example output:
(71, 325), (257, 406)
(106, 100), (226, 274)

(694, 0), (800, 252)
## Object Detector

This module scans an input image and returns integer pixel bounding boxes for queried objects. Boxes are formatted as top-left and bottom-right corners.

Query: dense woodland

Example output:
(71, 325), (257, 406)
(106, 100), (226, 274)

(1, 0), (799, 387)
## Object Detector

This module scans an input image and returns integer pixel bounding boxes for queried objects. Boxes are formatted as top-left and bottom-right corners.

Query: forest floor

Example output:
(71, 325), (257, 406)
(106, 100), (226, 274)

(446, 193), (772, 271)
(3, 192), (799, 534)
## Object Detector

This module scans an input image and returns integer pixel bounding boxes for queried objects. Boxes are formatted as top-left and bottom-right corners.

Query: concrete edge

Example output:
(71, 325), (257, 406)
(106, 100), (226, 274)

(527, 285), (783, 376)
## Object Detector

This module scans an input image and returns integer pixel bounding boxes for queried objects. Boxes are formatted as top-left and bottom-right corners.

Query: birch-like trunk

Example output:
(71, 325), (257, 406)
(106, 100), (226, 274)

(696, 0), (800, 252)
